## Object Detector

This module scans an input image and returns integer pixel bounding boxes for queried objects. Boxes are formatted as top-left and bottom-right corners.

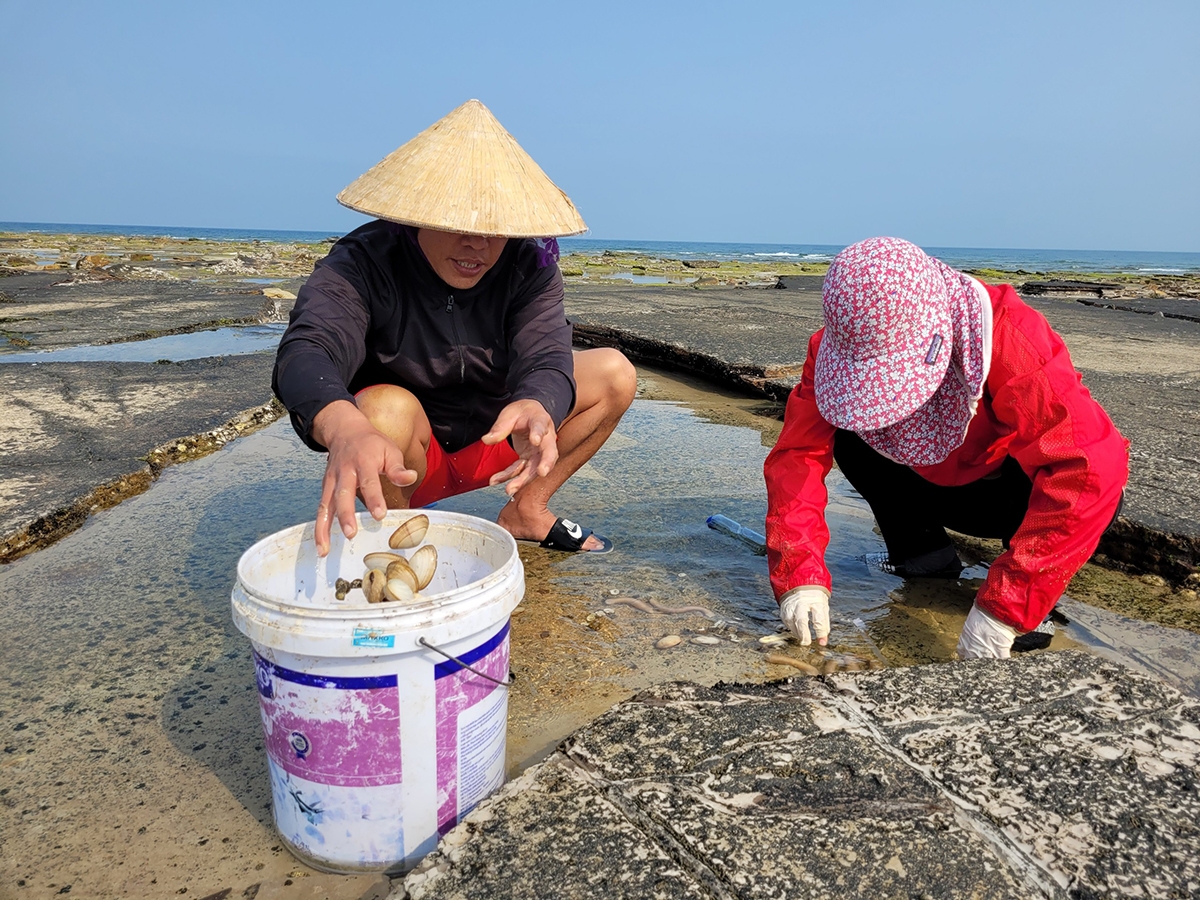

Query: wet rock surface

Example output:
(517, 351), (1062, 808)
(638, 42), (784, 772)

(0, 267), (292, 561)
(0, 270), (297, 350)
(0, 355), (282, 561)
(400, 651), (1200, 899)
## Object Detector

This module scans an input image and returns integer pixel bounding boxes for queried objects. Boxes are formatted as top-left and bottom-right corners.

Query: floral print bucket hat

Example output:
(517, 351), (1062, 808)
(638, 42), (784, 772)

(814, 237), (988, 467)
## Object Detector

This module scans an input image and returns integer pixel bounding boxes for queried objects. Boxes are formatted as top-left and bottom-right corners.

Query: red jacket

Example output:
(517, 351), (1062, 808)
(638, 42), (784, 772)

(764, 283), (1129, 633)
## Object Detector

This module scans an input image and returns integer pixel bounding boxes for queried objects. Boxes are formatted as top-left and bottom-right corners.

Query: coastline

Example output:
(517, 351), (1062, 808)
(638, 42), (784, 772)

(4, 228), (1200, 300)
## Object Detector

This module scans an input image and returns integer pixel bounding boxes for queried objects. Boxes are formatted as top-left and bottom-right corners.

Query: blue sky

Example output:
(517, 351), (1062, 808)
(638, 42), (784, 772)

(2, 1), (1197, 250)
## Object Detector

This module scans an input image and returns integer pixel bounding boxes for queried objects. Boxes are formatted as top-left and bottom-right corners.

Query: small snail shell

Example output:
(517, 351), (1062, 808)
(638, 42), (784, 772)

(364, 568), (387, 604)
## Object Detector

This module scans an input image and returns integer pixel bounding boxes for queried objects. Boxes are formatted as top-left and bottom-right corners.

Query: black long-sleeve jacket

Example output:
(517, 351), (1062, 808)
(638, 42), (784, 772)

(272, 220), (576, 453)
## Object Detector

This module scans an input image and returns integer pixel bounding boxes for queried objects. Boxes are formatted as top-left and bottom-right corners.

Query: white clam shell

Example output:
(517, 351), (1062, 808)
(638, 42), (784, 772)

(383, 578), (417, 604)
(656, 634), (683, 649)
(409, 544), (438, 591)
(758, 634), (790, 647)
(691, 635), (721, 645)
(364, 551), (404, 571)
(389, 514), (429, 550)
(385, 559), (419, 593)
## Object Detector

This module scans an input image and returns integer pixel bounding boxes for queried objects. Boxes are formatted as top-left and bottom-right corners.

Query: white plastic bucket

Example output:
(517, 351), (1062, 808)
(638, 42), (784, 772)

(230, 509), (524, 875)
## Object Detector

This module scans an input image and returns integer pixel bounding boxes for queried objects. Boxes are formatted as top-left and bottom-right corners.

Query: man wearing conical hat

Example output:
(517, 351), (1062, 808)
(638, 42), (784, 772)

(273, 100), (636, 557)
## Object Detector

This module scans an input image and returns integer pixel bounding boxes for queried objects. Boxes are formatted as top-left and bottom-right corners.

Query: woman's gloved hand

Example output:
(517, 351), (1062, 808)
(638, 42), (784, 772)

(956, 603), (1019, 659)
(780, 586), (831, 646)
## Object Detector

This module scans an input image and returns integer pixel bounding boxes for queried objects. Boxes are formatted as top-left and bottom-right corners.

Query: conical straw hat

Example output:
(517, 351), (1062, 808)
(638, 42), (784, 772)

(336, 99), (587, 238)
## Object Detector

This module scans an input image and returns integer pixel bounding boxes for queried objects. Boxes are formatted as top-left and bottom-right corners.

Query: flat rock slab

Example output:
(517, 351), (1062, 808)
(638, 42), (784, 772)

(0, 271), (300, 349)
(399, 651), (1200, 900)
(0, 355), (279, 559)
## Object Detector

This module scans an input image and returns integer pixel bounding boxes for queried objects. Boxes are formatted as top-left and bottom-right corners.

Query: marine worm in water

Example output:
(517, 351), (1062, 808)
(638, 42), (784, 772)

(647, 598), (718, 618)
(607, 597), (658, 613)
(607, 597), (719, 619)
(764, 653), (820, 675)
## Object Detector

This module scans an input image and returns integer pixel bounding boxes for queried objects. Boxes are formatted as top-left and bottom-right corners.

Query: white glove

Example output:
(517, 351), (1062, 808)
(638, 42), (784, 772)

(956, 603), (1019, 659)
(780, 586), (831, 646)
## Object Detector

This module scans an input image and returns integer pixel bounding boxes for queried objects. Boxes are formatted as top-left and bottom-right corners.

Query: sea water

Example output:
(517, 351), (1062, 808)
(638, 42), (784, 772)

(4, 222), (1199, 274)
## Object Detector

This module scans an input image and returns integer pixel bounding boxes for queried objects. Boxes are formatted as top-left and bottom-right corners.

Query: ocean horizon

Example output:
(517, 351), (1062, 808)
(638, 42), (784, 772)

(3, 221), (1199, 276)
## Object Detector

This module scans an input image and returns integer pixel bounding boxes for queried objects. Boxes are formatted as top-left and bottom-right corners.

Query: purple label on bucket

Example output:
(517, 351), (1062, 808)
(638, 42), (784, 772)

(255, 653), (403, 788)
(434, 622), (510, 834)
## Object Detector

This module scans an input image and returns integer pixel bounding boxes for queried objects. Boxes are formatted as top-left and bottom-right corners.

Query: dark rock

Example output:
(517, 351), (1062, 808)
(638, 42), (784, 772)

(1020, 280), (1120, 298)
(404, 652), (1199, 899)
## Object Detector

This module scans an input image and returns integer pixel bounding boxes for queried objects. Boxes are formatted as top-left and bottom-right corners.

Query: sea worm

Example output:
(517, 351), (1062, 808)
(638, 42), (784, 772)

(607, 597), (719, 619)
(646, 598), (718, 618)
(764, 653), (820, 675)
(606, 597), (658, 614)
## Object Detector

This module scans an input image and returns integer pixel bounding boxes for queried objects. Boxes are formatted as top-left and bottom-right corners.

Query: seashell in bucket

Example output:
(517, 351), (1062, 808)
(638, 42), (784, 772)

(409, 544), (438, 591)
(364, 551), (404, 571)
(389, 514), (430, 550)
(383, 578), (417, 603)
(385, 558), (420, 593)
(363, 568), (388, 604)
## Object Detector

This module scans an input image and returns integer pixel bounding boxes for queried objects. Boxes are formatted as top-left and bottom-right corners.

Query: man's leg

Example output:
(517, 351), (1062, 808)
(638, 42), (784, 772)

(497, 348), (637, 549)
(354, 384), (433, 508)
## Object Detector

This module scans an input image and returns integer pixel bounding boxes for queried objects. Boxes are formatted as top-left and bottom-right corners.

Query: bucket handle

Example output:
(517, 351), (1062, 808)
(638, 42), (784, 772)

(418, 637), (511, 688)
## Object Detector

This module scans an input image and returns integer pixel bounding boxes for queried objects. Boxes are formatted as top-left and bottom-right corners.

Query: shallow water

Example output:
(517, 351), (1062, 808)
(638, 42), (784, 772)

(584, 272), (698, 285)
(0, 322), (286, 363)
(2, 363), (1199, 893)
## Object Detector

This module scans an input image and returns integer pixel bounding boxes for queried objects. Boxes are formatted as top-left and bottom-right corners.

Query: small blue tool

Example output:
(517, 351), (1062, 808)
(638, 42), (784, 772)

(706, 514), (767, 555)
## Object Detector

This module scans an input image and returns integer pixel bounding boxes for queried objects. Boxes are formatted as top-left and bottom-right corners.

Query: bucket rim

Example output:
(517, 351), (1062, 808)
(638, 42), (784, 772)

(235, 509), (520, 622)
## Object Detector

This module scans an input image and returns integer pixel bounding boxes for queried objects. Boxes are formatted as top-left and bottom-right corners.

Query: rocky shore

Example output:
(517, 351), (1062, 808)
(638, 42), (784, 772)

(2, 230), (1199, 898)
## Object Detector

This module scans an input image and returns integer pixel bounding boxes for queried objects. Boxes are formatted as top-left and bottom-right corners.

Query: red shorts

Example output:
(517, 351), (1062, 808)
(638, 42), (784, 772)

(409, 436), (520, 508)
(353, 385), (519, 507)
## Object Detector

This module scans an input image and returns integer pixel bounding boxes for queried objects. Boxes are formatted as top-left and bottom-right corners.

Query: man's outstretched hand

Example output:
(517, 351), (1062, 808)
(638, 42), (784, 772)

(482, 399), (558, 495)
(311, 400), (417, 557)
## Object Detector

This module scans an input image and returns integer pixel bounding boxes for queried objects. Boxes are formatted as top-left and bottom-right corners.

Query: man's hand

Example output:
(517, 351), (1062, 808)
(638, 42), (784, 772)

(956, 603), (1019, 659)
(482, 399), (558, 495)
(780, 586), (831, 646)
(311, 400), (417, 557)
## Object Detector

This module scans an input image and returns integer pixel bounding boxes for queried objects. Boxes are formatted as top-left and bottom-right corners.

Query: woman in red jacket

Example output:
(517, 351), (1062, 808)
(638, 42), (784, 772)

(764, 237), (1128, 659)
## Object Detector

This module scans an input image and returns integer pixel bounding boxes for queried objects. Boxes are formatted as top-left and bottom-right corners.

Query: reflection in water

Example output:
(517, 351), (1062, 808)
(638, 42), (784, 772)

(584, 272), (698, 285)
(0, 323), (287, 363)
